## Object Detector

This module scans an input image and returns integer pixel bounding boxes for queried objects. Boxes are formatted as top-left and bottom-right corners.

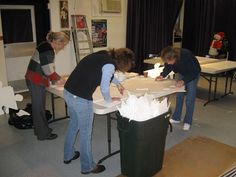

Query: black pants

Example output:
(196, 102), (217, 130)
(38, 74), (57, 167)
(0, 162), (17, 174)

(26, 80), (52, 139)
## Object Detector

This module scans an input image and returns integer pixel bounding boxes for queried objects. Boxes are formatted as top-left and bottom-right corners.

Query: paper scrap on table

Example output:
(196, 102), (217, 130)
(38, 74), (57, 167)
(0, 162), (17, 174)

(136, 88), (149, 91)
(55, 86), (64, 91)
(50, 84), (64, 91)
(125, 72), (139, 79)
(117, 93), (170, 122)
(169, 85), (176, 88)
(94, 100), (121, 108)
(114, 72), (139, 82)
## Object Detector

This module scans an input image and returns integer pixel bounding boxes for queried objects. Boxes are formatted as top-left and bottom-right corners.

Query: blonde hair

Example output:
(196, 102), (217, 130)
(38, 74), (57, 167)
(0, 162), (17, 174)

(46, 31), (70, 43)
(109, 48), (135, 72)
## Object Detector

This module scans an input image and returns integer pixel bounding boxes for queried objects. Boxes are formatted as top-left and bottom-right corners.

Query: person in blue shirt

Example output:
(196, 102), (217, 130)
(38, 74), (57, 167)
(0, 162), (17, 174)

(155, 46), (201, 131)
(63, 48), (134, 174)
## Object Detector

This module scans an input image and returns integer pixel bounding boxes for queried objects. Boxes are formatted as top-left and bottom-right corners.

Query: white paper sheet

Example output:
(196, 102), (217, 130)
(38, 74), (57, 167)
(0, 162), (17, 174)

(94, 100), (121, 108)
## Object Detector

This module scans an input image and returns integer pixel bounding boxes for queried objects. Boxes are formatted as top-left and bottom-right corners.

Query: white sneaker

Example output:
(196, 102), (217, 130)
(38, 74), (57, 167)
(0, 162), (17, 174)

(169, 118), (181, 124)
(183, 123), (191, 131)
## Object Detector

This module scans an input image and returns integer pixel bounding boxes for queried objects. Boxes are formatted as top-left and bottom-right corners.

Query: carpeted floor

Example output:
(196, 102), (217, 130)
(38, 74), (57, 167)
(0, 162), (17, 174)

(0, 77), (236, 177)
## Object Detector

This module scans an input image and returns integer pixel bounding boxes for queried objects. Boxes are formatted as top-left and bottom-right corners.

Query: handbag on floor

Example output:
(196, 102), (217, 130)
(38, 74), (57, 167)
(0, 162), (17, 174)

(8, 108), (33, 129)
(7, 103), (52, 129)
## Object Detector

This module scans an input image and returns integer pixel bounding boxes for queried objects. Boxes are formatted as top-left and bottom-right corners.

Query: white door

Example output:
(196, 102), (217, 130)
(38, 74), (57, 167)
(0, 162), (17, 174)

(0, 13), (7, 86)
(0, 5), (36, 92)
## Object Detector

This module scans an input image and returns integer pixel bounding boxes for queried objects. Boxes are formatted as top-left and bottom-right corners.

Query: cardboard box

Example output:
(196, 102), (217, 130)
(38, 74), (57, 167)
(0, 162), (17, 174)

(117, 136), (236, 177)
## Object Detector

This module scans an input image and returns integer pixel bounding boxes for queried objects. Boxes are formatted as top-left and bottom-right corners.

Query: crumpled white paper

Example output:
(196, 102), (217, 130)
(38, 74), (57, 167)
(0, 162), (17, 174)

(146, 63), (162, 78)
(117, 93), (170, 121)
(145, 63), (174, 79)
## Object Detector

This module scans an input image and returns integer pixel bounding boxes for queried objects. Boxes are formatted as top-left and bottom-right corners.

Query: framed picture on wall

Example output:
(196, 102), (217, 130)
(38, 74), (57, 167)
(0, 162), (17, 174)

(59, 0), (69, 29)
(91, 0), (122, 16)
(75, 15), (86, 29)
(91, 19), (107, 48)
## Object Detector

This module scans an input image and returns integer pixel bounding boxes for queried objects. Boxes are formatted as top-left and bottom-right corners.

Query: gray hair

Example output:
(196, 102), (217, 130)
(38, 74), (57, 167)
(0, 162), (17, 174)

(161, 46), (180, 62)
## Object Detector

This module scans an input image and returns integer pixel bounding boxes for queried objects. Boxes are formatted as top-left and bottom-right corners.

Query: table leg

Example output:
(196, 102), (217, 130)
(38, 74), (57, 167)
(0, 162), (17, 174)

(224, 72), (229, 95)
(203, 75), (219, 106)
(98, 113), (120, 164)
(48, 92), (69, 123)
(213, 76), (218, 99)
(222, 72), (234, 98)
(208, 75), (212, 101)
(51, 93), (55, 120)
(229, 75), (234, 94)
(107, 114), (111, 154)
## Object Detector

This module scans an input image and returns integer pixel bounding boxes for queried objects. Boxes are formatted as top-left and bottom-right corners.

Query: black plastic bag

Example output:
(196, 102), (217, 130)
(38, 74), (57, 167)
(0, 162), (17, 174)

(8, 108), (33, 129)
(8, 103), (52, 129)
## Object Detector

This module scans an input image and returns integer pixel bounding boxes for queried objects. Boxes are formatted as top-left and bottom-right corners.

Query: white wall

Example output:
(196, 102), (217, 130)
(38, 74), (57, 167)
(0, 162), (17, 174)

(49, 0), (128, 75)
(0, 14), (8, 86)
(0, 0), (128, 83)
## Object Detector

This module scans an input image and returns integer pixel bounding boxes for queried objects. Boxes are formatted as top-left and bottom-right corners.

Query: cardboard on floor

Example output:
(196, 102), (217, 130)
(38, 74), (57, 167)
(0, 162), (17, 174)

(117, 136), (236, 177)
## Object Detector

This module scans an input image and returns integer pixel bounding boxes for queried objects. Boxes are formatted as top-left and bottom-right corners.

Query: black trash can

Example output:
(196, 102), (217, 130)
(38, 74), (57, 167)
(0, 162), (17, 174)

(117, 111), (171, 177)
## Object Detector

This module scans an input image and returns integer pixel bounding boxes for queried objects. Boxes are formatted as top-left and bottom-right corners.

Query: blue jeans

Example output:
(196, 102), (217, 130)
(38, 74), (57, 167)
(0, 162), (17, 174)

(172, 74), (199, 124)
(63, 89), (96, 172)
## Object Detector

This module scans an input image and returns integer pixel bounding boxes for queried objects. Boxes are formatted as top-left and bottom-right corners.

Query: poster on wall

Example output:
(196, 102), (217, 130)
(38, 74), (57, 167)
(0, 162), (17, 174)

(59, 0), (69, 29)
(91, 19), (107, 48)
(74, 15), (86, 28)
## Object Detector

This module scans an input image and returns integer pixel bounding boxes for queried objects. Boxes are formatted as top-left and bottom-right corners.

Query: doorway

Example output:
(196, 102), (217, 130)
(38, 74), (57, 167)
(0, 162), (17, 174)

(0, 5), (36, 93)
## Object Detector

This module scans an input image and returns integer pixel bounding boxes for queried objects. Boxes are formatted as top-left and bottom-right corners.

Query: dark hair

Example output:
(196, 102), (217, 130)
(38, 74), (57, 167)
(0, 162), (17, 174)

(161, 46), (180, 62)
(109, 48), (135, 72)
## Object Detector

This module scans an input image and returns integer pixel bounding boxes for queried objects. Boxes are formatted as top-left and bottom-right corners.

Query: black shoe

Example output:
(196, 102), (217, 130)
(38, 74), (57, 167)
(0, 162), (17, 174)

(64, 151), (80, 164)
(38, 133), (58, 140)
(81, 165), (106, 174)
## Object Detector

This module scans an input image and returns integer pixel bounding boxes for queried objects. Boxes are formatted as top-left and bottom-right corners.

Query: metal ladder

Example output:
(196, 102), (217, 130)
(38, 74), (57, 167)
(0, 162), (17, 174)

(71, 15), (93, 64)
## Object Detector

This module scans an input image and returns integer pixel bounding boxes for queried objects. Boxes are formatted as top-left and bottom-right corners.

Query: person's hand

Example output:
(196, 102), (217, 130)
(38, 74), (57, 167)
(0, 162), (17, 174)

(111, 97), (121, 101)
(155, 75), (164, 81)
(117, 84), (125, 95)
(176, 80), (185, 87)
(55, 78), (66, 86)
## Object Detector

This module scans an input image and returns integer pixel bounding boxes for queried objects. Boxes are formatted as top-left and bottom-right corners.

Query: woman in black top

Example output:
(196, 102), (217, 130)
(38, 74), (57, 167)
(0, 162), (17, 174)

(155, 46), (201, 131)
(63, 48), (134, 174)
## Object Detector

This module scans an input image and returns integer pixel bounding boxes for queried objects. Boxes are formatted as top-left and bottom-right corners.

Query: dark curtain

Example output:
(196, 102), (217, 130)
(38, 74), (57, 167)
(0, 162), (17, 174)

(126, 0), (183, 73)
(182, 0), (215, 56)
(182, 0), (236, 60)
(226, 0), (236, 60)
(1, 9), (33, 43)
(0, 0), (50, 44)
(34, 1), (50, 44)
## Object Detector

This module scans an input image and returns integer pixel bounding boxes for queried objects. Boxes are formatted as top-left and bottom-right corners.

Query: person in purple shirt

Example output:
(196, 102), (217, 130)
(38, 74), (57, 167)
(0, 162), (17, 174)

(63, 48), (134, 174)
(155, 46), (201, 131)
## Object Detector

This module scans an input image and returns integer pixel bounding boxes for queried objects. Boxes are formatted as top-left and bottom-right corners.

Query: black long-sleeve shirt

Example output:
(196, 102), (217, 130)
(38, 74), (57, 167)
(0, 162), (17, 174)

(161, 48), (201, 83)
